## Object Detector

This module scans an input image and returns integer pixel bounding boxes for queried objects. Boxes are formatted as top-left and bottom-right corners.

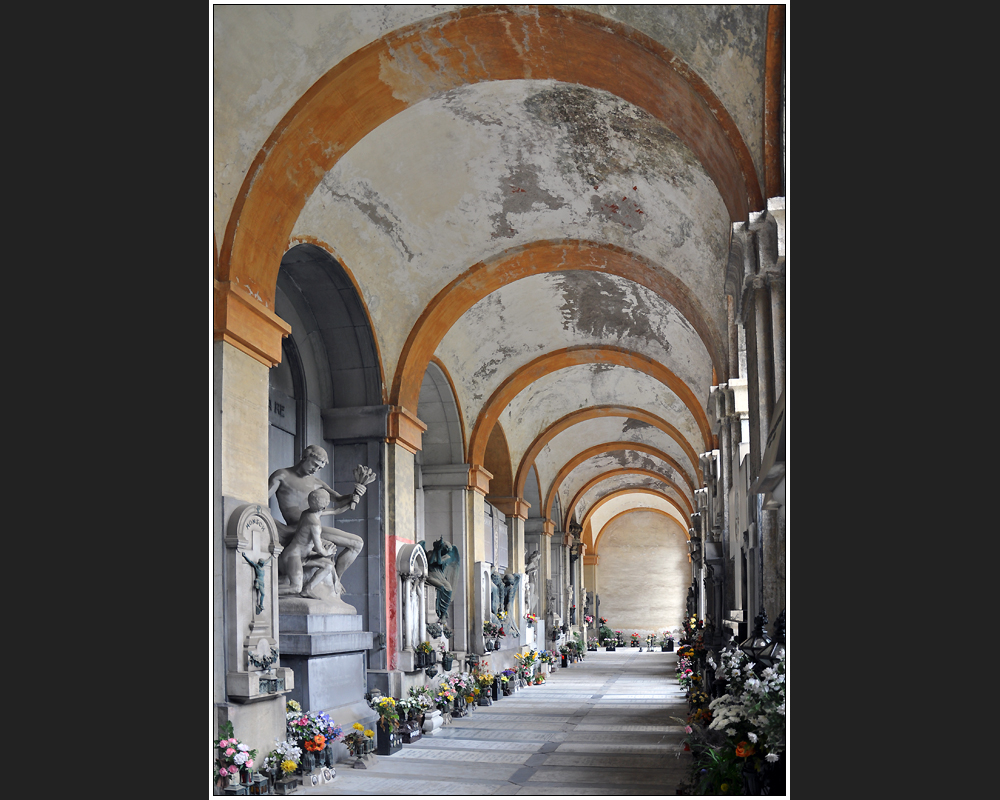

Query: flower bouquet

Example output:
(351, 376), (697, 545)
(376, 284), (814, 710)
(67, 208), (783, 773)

(435, 684), (457, 711)
(262, 738), (301, 790)
(584, 614), (594, 625)
(525, 612), (538, 623)
(630, 632), (641, 647)
(369, 695), (400, 731)
(342, 723), (375, 758)
(214, 721), (257, 788)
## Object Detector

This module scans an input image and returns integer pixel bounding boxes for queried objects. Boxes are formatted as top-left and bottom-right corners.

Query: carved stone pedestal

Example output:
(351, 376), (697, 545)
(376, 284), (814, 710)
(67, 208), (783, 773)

(279, 613), (378, 729)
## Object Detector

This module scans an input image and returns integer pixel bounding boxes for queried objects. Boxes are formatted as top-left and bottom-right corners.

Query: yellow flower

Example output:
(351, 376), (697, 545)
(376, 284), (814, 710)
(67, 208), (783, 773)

(364, 729), (375, 737)
(353, 722), (365, 731)
(280, 760), (297, 775)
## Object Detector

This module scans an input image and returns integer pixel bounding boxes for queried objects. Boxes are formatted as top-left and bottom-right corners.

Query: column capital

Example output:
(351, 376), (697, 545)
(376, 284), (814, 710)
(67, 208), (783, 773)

(214, 280), (292, 367)
(583, 554), (599, 566)
(542, 519), (555, 537)
(488, 496), (531, 519)
(468, 464), (493, 496)
(387, 406), (427, 454)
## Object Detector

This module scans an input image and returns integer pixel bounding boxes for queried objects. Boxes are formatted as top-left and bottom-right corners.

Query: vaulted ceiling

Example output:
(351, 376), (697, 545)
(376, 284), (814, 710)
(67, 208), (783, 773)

(214, 4), (785, 555)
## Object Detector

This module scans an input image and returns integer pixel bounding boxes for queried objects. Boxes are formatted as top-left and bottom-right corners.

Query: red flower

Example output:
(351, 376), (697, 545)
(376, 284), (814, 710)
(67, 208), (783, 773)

(735, 742), (755, 758)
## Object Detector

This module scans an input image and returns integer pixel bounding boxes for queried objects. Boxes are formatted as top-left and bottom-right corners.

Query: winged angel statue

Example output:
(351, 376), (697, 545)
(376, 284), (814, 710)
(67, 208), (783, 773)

(418, 537), (461, 621)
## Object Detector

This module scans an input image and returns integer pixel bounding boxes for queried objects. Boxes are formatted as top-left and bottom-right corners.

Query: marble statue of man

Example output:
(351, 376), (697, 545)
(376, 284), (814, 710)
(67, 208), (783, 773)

(267, 444), (372, 595)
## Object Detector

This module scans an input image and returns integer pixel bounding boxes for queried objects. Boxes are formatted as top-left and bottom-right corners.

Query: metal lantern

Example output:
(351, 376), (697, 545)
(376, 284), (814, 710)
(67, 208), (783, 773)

(739, 609), (772, 666)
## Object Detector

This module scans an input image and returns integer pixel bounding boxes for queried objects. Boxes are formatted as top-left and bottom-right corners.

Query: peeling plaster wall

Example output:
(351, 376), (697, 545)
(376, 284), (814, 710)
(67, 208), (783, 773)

(437, 271), (713, 420)
(504, 365), (702, 470)
(213, 4), (465, 245)
(292, 79), (730, 385)
(535, 416), (697, 490)
(574, 472), (689, 525)
(214, 5), (766, 251)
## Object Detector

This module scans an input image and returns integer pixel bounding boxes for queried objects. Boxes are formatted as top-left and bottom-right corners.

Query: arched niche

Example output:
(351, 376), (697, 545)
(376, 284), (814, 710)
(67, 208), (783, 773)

(396, 543), (429, 655)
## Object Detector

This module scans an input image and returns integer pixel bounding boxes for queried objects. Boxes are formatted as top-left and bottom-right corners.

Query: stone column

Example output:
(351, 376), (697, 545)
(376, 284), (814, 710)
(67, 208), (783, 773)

(213, 337), (291, 764)
(421, 463), (473, 654)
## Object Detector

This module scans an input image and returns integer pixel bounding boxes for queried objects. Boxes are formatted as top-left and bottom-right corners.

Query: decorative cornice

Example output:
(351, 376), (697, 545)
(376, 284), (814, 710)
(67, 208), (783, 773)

(387, 406), (427, 454)
(214, 280), (292, 367)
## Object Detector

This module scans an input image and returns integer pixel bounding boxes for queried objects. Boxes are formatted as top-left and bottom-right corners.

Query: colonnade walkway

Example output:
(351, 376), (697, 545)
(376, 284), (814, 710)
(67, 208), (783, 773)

(298, 649), (691, 795)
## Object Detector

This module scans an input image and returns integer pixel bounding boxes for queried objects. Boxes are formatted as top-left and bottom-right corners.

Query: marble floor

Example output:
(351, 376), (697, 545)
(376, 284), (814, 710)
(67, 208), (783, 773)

(294, 649), (691, 795)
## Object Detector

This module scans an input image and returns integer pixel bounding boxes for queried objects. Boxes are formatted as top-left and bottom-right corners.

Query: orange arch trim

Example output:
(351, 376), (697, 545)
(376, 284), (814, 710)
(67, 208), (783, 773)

(219, 5), (760, 318)
(543, 440), (695, 524)
(468, 346), (713, 470)
(592, 505), (691, 554)
(566, 467), (694, 532)
(514, 404), (702, 502)
(392, 240), (727, 412)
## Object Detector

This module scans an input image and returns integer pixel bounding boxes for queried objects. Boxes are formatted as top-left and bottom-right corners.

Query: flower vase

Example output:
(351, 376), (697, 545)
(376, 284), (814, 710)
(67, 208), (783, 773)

(742, 764), (761, 795)
(302, 751), (316, 773)
(442, 655), (453, 670)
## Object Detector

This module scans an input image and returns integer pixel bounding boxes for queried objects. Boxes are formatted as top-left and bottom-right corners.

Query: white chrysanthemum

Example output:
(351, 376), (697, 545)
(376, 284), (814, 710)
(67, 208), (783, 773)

(765, 753), (779, 762)
(748, 732), (757, 742)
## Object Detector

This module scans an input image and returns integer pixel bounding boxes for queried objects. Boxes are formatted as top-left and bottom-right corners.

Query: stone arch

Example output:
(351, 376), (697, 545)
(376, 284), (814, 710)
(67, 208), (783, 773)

(416, 358), (465, 466)
(566, 467), (695, 532)
(275, 242), (384, 409)
(467, 346), (714, 471)
(593, 507), (691, 554)
(217, 5), (761, 359)
(585, 489), (690, 553)
(514, 404), (703, 503)
(545, 442), (695, 526)
(392, 241), (727, 412)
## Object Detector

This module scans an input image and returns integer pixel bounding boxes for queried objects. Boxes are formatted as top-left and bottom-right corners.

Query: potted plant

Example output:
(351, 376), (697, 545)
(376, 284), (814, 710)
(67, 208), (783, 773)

(661, 631), (675, 651)
(587, 637), (599, 651)
(368, 695), (402, 755)
(438, 642), (455, 671)
(214, 721), (257, 791)
(261, 738), (302, 794)
(342, 723), (375, 760)
(630, 632), (641, 647)
(476, 672), (494, 705)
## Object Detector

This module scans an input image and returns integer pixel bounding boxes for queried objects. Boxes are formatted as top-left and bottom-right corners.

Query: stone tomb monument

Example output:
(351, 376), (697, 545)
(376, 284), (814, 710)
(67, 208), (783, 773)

(269, 446), (378, 731)
(224, 503), (295, 703)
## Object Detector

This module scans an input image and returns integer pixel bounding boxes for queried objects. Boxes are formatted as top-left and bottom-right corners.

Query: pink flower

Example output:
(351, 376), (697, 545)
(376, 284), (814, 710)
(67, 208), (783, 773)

(219, 768), (227, 777)
(685, 726), (693, 734)
(246, 760), (253, 769)
(225, 748), (235, 756)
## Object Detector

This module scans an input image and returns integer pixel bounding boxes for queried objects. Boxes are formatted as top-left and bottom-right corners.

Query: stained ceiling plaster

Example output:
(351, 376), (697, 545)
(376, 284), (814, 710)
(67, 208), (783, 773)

(214, 5), (779, 556)
(573, 472), (691, 529)
(296, 79), (730, 387)
(562, 449), (694, 508)
(213, 5), (766, 248)
(502, 365), (703, 465)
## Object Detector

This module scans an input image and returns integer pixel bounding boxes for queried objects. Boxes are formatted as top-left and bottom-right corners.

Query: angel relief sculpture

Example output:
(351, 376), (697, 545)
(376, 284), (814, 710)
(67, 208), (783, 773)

(418, 537), (461, 621)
